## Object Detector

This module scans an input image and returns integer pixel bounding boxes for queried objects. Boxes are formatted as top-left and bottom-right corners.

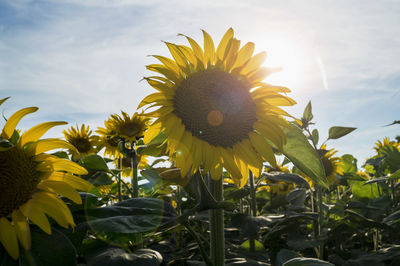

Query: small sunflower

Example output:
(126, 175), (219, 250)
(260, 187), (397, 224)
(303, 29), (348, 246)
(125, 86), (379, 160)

(63, 124), (99, 160)
(318, 144), (343, 185)
(374, 137), (400, 154)
(96, 118), (121, 158)
(261, 161), (293, 195)
(140, 28), (295, 187)
(110, 111), (149, 142)
(0, 98), (93, 259)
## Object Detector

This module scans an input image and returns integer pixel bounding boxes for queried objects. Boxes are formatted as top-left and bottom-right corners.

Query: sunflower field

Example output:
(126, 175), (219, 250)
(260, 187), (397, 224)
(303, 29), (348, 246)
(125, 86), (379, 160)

(1, 29), (400, 266)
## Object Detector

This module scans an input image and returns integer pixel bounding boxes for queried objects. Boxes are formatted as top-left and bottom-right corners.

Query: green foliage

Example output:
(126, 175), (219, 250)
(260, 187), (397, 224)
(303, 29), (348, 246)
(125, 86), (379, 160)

(281, 123), (328, 188)
(328, 126), (357, 140)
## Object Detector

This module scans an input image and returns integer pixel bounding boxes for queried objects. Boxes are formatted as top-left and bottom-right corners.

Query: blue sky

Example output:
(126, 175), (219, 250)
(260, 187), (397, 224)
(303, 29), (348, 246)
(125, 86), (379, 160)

(0, 0), (399, 164)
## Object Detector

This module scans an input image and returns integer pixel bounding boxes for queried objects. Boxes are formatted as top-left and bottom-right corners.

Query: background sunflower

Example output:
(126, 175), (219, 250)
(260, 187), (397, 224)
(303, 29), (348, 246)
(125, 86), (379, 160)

(0, 98), (93, 259)
(140, 28), (296, 187)
(63, 124), (100, 160)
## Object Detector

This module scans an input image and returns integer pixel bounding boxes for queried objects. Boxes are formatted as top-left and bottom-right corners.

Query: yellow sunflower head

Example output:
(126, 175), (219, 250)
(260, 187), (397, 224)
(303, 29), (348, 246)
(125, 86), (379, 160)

(63, 124), (99, 160)
(110, 111), (149, 143)
(0, 98), (93, 260)
(318, 144), (344, 185)
(374, 137), (400, 154)
(140, 28), (296, 187)
(96, 118), (121, 158)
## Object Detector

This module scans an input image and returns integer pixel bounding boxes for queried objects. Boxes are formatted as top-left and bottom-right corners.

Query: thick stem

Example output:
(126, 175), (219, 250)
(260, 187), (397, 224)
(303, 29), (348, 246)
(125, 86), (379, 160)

(131, 155), (139, 198)
(248, 171), (257, 252)
(117, 157), (122, 201)
(317, 185), (324, 259)
(208, 175), (225, 266)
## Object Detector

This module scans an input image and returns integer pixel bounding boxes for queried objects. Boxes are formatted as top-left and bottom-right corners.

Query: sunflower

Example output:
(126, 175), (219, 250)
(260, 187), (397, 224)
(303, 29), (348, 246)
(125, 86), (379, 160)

(0, 98), (93, 259)
(318, 144), (343, 185)
(109, 111), (149, 143)
(139, 28), (295, 187)
(63, 124), (99, 160)
(374, 137), (400, 154)
(260, 161), (294, 195)
(96, 118), (121, 158)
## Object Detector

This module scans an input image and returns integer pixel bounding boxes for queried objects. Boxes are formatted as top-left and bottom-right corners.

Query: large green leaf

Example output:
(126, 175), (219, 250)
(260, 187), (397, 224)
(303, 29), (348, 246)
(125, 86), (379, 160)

(20, 227), (77, 266)
(79, 154), (110, 172)
(77, 198), (176, 234)
(328, 126), (356, 140)
(281, 124), (328, 188)
(283, 257), (334, 266)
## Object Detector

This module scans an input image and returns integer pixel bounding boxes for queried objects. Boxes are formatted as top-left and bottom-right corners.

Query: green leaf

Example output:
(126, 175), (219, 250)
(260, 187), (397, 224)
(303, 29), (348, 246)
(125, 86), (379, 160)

(302, 101), (313, 122)
(276, 249), (301, 266)
(20, 227), (77, 266)
(348, 180), (379, 200)
(76, 198), (176, 234)
(311, 129), (319, 145)
(328, 126), (356, 140)
(86, 247), (162, 266)
(281, 123), (328, 188)
(341, 154), (358, 173)
(240, 239), (265, 252)
(262, 172), (310, 189)
(79, 154), (110, 172)
(283, 257), (334, 266)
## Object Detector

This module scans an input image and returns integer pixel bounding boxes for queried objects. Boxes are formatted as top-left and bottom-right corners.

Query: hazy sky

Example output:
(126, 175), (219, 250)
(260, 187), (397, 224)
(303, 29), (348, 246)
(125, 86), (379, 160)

(1, 0), (399, 164)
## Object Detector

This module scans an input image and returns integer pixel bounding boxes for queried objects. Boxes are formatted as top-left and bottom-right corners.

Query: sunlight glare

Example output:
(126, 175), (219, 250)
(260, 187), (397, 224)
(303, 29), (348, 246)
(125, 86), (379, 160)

(259, 33), (307, 89)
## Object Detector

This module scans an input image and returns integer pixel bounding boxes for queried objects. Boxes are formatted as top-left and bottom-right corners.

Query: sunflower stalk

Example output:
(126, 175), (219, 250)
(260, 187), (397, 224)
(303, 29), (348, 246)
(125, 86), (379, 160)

(208, 174), (225, 266)
(248, 170), (257, 252)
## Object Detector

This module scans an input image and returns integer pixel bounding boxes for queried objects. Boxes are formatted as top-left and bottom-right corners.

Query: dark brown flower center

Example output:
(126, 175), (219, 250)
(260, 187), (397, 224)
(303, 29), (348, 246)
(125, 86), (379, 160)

(321, 156), (334, 177)
(119, 123), (140, 138)
(173, 69), (257, 148)
(70, 137), (92, 153)
(0, 147), (41, 217)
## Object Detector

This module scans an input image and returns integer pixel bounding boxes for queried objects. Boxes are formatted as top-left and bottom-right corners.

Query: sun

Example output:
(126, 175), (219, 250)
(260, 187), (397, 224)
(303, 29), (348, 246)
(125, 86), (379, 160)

(258, 32), (307, 89)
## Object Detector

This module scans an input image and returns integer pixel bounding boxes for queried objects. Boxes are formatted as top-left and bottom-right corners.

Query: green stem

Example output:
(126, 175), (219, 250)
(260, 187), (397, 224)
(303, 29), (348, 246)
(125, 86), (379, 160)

(184, 222), (213, 266)
(317, 185), (324, 259)
(118, 157), (122, 201)
(248, 171), (257, 252)
(131, 155), (139, 198)
(208, 174), (225, 266)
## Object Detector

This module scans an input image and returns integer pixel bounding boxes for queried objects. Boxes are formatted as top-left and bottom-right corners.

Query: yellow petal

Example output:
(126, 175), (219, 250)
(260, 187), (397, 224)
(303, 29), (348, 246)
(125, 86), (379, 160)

(46, 172), (94, 192)
(202, 30), (216, 66)
(20, 200), (51, 234)
(32, 192), (75, 228)
(0, 217), (19, 260)
(143, 122), (163, 144)
(19, 121), (68, 148)
(249, 132), (277, 167)
(224, 38), (241, 71)
(240, 51), (267, 76)
(0, 97), (10, 106)
(216, 28), (234, 61)
(1, 107), (38, 139)
(218, 147), (242, 181)
(232, 42), (255, 69)
(152, 55), (182, 76)
(26, 138), (78, 156)
(36, 159), (88, 175)
(39, 180), (82, 204)
(11, 210), (31, 250)
(254, 121), (284, 151)
(146, 64), (180, 83)
(177, 45), (198, 69)
(209, 163), (223, 181)
(164, 42), (190, 74)
(180, 34), (205, 69)
(137, 92), (169, 110)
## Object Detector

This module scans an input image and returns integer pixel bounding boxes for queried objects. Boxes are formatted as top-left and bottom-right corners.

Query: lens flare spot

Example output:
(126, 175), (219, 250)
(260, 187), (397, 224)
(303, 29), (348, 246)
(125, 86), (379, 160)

(207, 110), (224, 127)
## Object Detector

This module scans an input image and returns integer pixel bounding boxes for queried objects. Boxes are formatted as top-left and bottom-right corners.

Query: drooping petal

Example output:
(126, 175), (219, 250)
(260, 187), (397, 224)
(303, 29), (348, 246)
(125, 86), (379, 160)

(38, 180), (82, 204)
(26, 138), (78, 156)
(46, 172), (94, 192)
(1, 107), (38, 139)
(20, 200), (51, 235)
(0, 217), (19, 260)
(11, 210), (31, 250)
(19, 121), (68, 148)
